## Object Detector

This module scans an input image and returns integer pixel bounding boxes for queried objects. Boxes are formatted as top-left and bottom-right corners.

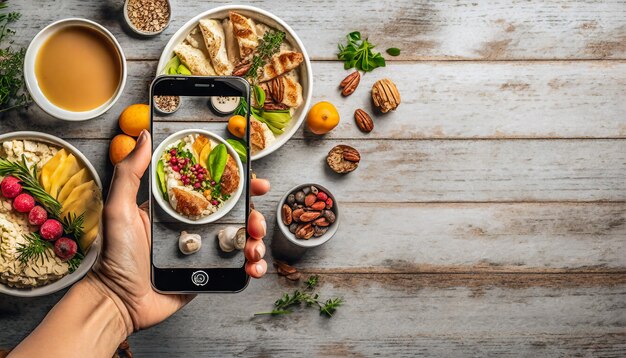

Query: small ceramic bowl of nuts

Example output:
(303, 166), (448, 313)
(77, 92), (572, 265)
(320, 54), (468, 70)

(276, 183), (339, 249)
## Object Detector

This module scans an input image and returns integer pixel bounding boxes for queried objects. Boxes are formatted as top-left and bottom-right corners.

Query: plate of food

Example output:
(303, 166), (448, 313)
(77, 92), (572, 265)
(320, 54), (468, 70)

(156, 5), (312, 161)
(0, 132), (103, 297)
(152, 129), (244, 225)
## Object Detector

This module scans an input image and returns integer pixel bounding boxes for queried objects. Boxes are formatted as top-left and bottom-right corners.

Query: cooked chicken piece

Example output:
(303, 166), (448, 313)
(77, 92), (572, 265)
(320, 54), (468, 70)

(174, 42), (216, 76)
(171, 187), (209, 217)
(220, 155), (241, 195)
(199, 19), (234, 75)
(261, 75), (303, 108)
(229, 11), (258, 60)
(258, 51), (304, 82)
(249, 117), (275, 153)
(221, 19), (240, 65)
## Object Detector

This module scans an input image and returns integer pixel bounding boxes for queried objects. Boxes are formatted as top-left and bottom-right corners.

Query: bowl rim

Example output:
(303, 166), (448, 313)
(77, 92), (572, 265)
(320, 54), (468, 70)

(24, 18), (128, 122)
(276, 183), (339, 248)
(151, 129), (245, 225)
(155, 5), (313, 161)
(0, 131), (103, 297)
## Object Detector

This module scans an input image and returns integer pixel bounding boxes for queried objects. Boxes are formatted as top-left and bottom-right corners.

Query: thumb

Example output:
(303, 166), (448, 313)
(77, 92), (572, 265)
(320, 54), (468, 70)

(106, 130), (151, 210)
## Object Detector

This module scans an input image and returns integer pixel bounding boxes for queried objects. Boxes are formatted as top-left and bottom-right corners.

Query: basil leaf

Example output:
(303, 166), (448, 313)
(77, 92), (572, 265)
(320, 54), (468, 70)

(386, 47), (401, 56)
(208, 144), (228, 183)
(348, 31), (361, 41)
(226, 139), (247, 163)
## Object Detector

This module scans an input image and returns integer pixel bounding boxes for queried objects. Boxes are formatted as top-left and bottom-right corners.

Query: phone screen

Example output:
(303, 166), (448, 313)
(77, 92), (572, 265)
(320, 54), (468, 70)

(150, 77), (250, 279)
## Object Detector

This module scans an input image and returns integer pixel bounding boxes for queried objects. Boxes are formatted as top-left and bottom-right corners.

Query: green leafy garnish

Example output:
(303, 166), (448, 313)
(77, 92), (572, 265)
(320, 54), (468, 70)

(0, 3), (30, 113)
(16, 233), (51, 266)
(255, 276), (344, 318)
(208, 144), (227, 183)
(253, 85), (265, 107)
(0, 155), (62, 217)
(235, 97), (291, 135)
(226, 139), (247, 163)
(61, 212), (85, 242)
(67, 252), (84, 273)
(245, 30), (286, 80)
(386, 47), (401, 56)
(337, 31), (386, 72)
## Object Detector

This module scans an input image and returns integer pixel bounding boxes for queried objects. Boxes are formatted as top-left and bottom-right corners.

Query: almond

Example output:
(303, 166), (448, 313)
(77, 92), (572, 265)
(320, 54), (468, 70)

(299, 211), (322, 222)
(310, 201), (326, 211)
(313, 217), (330, 227)
(354, 109), (374, 133)
(304, 193), (317, 207)
(340, 71), (360, 96)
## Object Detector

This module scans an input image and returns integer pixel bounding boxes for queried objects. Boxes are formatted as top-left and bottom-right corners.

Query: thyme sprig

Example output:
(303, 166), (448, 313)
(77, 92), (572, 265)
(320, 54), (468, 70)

(255, 276), (344, 318)
(16, 233), (51, 266)
(0, 156), (62, 217)
(245, 30), (286, 80)
(0, 3), (30, 112)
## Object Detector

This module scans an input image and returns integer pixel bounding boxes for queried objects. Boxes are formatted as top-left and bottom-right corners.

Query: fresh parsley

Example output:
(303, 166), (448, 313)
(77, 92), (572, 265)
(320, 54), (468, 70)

(255, 276), (344, 318)
(0, 3), (30, 113)
(337, 31), (386, 72)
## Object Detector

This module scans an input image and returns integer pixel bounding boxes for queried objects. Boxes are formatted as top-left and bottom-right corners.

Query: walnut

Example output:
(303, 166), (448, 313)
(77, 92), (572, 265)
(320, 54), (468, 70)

(371, 78), (400, 113)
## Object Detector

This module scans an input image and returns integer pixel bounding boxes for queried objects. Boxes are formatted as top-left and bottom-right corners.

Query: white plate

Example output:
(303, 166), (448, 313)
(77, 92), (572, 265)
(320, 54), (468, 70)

(0, 131), (103, 297)
(156, 5), (313, 161)
(151, 129), (244, 225)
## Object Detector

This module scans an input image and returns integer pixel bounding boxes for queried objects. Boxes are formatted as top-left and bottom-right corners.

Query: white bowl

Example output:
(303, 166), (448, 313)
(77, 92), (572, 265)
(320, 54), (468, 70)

(0, 131), (103, 297)
(156, 5), (313, 161)
(24, 18), (127, 121)
(151, 129), (244, 225)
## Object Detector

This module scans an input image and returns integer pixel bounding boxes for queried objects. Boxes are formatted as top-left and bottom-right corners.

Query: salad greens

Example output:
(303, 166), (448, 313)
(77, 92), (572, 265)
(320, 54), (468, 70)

(234, 86), (292, 135)
(226, 139), (247, 163)
(208, 144), (227, 183)
(337, 31), (386, 72)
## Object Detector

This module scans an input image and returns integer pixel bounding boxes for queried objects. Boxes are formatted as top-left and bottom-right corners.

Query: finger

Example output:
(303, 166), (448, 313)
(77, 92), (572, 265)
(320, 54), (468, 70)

(244, 239), (265, 262)
(250, 178), (270, 196)
(106, 130), (151, 209)
(245, 259), (267, 278)
(247, 209), (266, 240)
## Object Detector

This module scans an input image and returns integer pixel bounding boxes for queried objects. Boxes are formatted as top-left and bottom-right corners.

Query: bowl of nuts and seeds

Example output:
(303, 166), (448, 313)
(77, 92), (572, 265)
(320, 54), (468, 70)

(123, 0), (171, 36)
(276, 184), (339, 249)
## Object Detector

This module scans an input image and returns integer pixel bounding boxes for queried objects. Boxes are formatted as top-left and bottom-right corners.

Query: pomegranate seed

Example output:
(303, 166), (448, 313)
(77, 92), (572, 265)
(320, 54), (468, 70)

(211, 200), (218, 206)
(172, 165), (179, 172)
(197, 174), (204, 180)
(194, 182), (201, 189)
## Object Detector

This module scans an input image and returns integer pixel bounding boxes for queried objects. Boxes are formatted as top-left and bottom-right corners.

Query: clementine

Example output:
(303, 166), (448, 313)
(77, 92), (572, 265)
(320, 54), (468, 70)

(306, 101), (340, 135)
(119, 104), (150, 137)
(109, 134), (136, 165)
(227, 115), (247, 138)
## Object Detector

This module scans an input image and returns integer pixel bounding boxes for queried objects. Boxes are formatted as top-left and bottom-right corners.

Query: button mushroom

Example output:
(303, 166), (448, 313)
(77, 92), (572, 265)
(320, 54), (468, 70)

(218, 226), (246, 252)
(179, 231), (202, 255)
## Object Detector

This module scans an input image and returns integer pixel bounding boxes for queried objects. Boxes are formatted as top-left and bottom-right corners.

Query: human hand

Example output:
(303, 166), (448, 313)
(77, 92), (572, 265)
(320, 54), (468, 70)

(89, 130), (269, 333)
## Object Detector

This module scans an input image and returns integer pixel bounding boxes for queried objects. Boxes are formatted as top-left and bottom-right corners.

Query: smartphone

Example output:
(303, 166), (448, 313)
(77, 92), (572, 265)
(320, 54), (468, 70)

(149, 76), (251, 293)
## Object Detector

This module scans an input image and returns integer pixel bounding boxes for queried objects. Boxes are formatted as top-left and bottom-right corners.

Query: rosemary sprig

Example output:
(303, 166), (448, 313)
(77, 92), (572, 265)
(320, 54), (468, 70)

(255, 276), (344, 317)
(67, 252), (84, 273)
(0, 156), (62, 217)
(16, 233), (51, 266)
(245, 30), (286, 80)
(62, 212), (85, 241)
(0, 3), (30, 112)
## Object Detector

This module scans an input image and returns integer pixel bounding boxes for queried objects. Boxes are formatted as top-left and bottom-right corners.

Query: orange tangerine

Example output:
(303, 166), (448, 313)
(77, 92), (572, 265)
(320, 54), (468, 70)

(119, 104), (150, 137)
(306, 101), (340, 135)
(109, 134), (136, 165)
(228, 115), (247, 138)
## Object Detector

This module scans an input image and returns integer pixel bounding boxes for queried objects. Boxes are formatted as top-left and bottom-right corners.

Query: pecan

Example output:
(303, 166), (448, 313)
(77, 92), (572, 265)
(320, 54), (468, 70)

(372, 78), (401, 113)
(263, 102), (288, 111)
(327, 145), (360, 174)
(281, 204), (292, 225)
(295, 223), (314, 239)
(299, 211), (322, 222)
(342, 147), (361, 162)
(340, 71), (360, 96)
(313, 217), (330, 227)
(274, 260), (297, 276)
(354, 109), (374, 133)
(232, 62), (252, 77)
(267, 77), (285, 103)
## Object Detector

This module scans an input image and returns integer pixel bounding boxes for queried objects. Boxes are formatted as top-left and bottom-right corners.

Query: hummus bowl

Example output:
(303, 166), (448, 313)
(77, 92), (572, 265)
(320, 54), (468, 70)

(152, 129), (244, 225)
(0, 131), (103, 297)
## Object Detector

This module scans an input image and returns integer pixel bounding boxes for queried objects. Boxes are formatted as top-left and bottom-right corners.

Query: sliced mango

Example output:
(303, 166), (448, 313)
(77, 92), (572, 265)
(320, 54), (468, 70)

(198, 141), (212, 168)
(61, 180), (102, 252)
(57, 168), (90, 204)
(192, 135), (210, 161)
(49, 154), (81, 198)
(80, 225), (99, 253)
(40, 149), (67, 192)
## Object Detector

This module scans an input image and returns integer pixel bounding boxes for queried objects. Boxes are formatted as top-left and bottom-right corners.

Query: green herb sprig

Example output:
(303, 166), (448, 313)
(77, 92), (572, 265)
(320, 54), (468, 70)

(255, 276), (344, 318)
(62, 212), (85, 242)
(67, 252), (84, 273)
(337, 31), (386, 72)
(0, 3), (30, 113)
(0, 156), (62, 217)
(16, 233), (52, 266)
(245, 30), (286, 80)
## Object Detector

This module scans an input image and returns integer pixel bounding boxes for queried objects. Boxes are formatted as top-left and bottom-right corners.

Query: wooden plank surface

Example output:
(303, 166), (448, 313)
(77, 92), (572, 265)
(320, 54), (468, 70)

(2, 274), (626, 356)
(7, 0), (626, 60)
(4, 61), (626, 139)
(1, 0), (625, 356)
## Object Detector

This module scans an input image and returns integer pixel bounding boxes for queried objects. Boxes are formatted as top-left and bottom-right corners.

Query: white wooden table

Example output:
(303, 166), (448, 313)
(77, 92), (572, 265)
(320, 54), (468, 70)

(1, 1), (625, 356)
